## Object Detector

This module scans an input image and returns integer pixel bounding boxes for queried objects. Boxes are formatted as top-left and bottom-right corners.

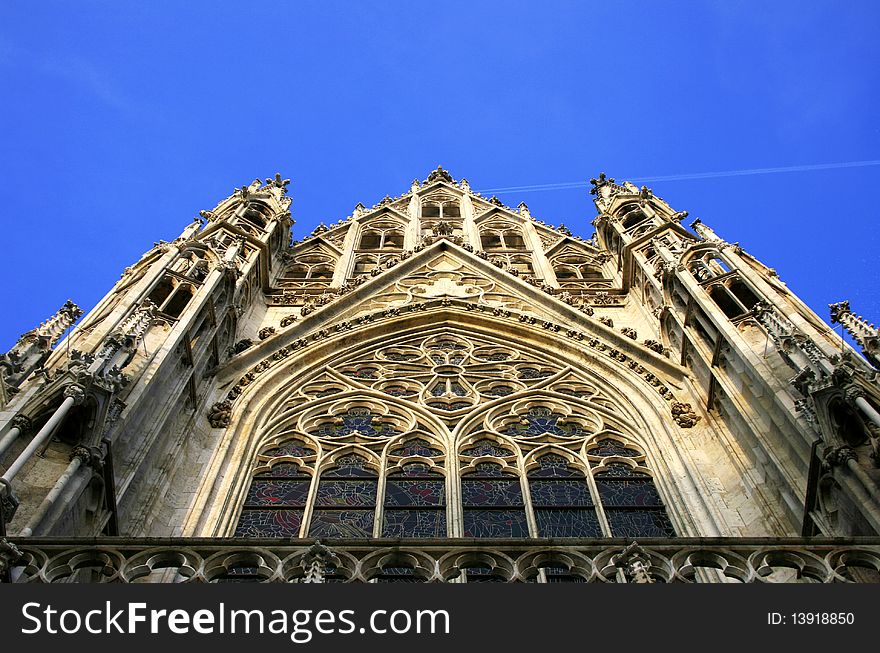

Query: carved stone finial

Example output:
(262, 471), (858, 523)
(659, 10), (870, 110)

(615, 542), (654, 584)
(301, 541), (333, 584)
(426, 166), (454, 184)
(829, 301), (851, 324)
(589, 172), (615, 196)
(266, 173), (291, 192)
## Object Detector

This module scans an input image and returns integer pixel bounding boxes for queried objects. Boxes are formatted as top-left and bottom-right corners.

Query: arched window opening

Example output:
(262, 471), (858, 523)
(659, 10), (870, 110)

(709, 286), (745, 319)
(593, 463), (675, 537)
(728, 279), (761, 312)
(163, 284), (195, 319)
(480, 224), (526, 250)
(308, 455), (378, 538)
(234, 461), (312, 538)
(146, 277), (175, 308)
(382, 462), (446, 537)
(528, 454), (600, 537)
(461, 462), (529, 537)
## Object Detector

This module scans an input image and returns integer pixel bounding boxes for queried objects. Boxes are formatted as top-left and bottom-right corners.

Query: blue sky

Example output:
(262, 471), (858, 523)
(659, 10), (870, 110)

(1, 2), (878, 350)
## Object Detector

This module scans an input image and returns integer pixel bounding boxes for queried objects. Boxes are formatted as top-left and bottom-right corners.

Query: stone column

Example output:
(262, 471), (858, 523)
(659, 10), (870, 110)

(18, 446), (94, 537)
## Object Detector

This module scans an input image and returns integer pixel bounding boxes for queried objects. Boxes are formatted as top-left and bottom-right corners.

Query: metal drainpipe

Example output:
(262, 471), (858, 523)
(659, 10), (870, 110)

(18, 447), (91, 537)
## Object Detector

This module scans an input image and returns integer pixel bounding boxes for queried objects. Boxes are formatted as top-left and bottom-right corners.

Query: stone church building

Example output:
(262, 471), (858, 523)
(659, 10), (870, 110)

(1, 167), (879, 582)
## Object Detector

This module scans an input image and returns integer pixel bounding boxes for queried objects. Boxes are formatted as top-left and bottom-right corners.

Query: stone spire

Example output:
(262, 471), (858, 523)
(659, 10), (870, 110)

(0, 300), (83, 390)
(830, 301), (880, 368)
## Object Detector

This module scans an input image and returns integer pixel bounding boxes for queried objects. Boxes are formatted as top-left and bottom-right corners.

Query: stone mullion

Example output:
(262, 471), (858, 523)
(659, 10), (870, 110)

(517, 446), (539, 538)
(300, 455), (327, 539)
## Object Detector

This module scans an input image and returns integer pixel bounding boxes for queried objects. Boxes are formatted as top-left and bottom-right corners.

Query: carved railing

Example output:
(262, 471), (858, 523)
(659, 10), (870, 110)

(2, 537), (879, 583)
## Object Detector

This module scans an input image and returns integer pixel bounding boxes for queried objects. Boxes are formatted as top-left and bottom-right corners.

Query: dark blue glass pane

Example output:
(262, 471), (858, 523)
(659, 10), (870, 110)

(529, 455), (581, 478)
(587, 438), (641, 458)
(506, 407), (584, 437)
(245, 480), (311, 506)
(255, 463), (310, 478)
(461, 479), (523, 506)
(382, 509), (447, 537)
(263, 441), (316, 458)
(461, 440), (514, 458)
(385, 479), (445, 506)
(596, 479), (663, 506)
(235, 509), (303, 537)
(529, 480), (593, 506)
(314, 479), (377, 506)
(391, 439), (442, 457)
(535, 508), (602, 537)
(314, 408), (399, 438)
(308, 509), (375, 537)
(322, 456), (377, 477)
(462, 510), (529, 538)
(605, 509), (676, 537)
(593, 463), (649, 477)
(451, 382), (467, 396)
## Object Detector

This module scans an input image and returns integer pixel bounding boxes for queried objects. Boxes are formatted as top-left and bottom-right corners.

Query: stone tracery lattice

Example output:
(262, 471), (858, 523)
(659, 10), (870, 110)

(234, 331), (676, 541)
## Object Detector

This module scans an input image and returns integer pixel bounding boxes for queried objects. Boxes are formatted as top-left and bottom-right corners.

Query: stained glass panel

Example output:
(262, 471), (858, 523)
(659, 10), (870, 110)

(262, 441), (315, 458)
(604, 509), (676, 537)
(314, 409), (399, 438)
(461, 478), (523, 506)
(535, 508), (601, 537)
(507, 407), (584, 437)
(595, 479), (663, 507)
(461, 440), (514, 458)
(528, 454), (580, 478)
(255, 463), (310, 478)
(308, 509), (375, 537)
(321, 456), (377, 477)
(244, 480), (311, 506)
(314, 480), (377, 506)
(529, 480), (593, 506)
(234, 510), (303, 537)
(382, 510), (446, 537)
(385, 479), (445, 506)
(391, 439), (442, 457)
(587, 438), (641, 458)
(462, 510), (529, 538)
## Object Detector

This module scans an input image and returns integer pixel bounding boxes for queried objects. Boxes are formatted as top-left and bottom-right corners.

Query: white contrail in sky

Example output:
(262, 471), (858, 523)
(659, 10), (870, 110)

(475, 159), (880, 194)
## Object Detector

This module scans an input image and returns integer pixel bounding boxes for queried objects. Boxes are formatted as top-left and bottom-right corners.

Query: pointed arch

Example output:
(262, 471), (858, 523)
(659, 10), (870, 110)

(188, 303), (718, 538)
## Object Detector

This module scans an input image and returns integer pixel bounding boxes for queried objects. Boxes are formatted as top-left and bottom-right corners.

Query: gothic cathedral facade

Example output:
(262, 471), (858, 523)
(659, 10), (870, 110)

(2, 167), (879, 582)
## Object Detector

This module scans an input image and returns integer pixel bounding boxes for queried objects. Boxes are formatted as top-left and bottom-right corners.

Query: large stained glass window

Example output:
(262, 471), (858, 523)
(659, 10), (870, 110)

(382, 463), (447, 537)
(528, 454), (601, 537)
(593, 463), (675, 537)
(234, 461), (311, 538)
(461, 463), (529, 538)
(308, 455), (378, 538)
